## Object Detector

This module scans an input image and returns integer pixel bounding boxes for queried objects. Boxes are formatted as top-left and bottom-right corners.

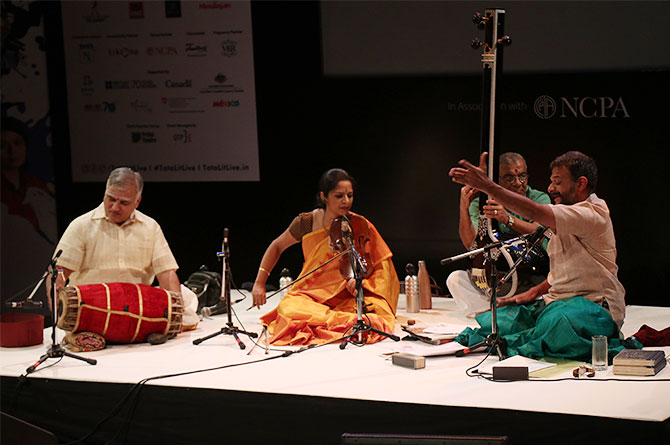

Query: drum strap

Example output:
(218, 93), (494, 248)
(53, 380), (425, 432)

(130, 284), (144, 343)
(102, 283), (112, 338)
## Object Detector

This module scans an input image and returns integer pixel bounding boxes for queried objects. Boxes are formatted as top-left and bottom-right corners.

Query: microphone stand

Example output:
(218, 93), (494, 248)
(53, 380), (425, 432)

(339, 233), (399, 349)
(441, 228), (548, 361)
(5, 249), (62, 310)
(24, 252), (97, 376)
(193, 229), (258, 349)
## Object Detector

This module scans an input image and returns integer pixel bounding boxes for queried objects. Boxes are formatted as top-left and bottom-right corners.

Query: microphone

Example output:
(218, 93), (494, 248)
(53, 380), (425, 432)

(200, 301), (227, 318)
(526, 224), (549, 245)
(200, 297), (245, 317)
(5, 300), (44, 308)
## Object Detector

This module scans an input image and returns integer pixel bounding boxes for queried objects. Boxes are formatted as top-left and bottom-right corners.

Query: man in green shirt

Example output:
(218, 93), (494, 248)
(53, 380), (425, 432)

(448, 152), (550, 317)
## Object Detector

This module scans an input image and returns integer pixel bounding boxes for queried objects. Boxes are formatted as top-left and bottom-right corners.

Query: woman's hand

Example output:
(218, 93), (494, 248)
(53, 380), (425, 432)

(252, 282), (267, 309)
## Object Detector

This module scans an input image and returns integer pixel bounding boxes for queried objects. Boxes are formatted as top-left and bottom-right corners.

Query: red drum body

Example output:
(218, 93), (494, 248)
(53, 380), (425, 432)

(57, 283), (183, 343)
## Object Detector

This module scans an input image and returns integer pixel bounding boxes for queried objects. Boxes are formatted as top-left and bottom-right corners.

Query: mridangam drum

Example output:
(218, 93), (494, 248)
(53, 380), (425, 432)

(57, 283), (183, 343)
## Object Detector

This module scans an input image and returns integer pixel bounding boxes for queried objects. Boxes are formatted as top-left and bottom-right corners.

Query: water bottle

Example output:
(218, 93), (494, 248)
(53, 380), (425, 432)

(405, 263), (419, 313)
(279, 268), (292, 297)
(418, 260), (432, 309)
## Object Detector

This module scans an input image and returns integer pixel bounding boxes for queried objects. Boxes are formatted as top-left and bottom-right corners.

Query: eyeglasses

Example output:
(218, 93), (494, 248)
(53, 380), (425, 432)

(502, 173), (528, 184)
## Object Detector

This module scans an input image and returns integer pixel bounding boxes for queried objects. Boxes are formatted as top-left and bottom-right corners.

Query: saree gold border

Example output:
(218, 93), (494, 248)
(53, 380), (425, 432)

(130, 284), (143, 343)
(73, 286), (83, 332)
(102, 283), (111, 337)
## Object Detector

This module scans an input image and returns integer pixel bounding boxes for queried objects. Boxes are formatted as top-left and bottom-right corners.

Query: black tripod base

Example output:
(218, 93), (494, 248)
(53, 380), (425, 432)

(26, 343), (97, 375)
(193, 323), (258, 350)
(339, 321), (400, 349)
(455, 333), (507, 360)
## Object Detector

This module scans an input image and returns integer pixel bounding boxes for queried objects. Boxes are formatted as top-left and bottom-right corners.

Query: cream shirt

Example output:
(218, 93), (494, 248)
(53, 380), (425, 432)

(544, 194), (625, 326)
(55, 203), (178, 286)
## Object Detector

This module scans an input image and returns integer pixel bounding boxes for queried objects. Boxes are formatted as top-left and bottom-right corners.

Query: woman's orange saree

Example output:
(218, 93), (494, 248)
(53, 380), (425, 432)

(261, 215), (399, 345)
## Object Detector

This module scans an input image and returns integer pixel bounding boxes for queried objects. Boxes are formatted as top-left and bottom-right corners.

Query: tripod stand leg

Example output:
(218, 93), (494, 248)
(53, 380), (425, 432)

(62, 350), (97, 365)
(231, 329), (246, 350)
(454, 339), (488, 357)
(26, 353), (50, 375)
(192, 328), (226, 345)
(339, 320), (400, 350)
(366, 326), (400, 342)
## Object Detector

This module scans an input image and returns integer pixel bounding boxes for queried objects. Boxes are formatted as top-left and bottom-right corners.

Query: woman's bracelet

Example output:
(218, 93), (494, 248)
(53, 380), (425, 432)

(259, 266), (270, 276)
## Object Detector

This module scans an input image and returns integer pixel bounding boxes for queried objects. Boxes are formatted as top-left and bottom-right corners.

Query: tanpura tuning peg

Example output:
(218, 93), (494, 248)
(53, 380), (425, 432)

(471, 38), (482, 49)
(472, 12), (487, 29)
(497, 35), (512, 47)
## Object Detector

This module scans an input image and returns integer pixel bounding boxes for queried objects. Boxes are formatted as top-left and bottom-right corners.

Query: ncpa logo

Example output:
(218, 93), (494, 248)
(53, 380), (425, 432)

(534, 95), (630, 119)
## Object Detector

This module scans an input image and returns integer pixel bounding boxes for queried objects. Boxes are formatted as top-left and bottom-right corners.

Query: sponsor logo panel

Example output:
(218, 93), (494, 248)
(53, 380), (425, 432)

(105, 79), (158, 89)
(165, 1), (182, 18)
(213, 99), (240, 107)
(146, 46), (178, 56)
(108, 47), (139, 57)
(131, 131), (157, 143)
(200, 73), (244, 94)
(199, 2), (232, 10)
(220, 39), (237, 57)
(534, 95), (630, 119)
(129, 1), (144, 19)
(81, 75), (95, 95)
(161, 97), (204, 113)
(83, 101), (117, 112)
(185, 43), (208, 57)
(79, 43), (95, 63)
(83, 2), (109, 23)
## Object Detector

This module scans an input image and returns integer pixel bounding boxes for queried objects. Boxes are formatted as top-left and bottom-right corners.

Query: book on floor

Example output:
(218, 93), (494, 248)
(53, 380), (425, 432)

(613, 349), (666, 367)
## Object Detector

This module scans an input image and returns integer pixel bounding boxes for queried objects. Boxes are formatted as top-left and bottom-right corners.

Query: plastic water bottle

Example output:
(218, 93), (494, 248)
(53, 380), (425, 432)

(405, 263), (419, 313)
(279, 268), (292, 297)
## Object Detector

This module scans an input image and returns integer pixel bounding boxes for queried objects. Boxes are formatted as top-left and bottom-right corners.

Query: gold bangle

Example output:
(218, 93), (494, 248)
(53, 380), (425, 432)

(259, 266), (270, 275)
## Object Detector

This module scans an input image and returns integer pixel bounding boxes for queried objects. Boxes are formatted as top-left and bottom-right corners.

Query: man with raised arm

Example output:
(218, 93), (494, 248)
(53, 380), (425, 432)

(449, 151), (627, 360)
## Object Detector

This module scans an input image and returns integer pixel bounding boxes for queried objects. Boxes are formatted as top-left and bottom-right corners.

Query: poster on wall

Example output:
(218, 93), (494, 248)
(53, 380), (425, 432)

(61, 0), (259, 182)
(1, 1), (57, 317)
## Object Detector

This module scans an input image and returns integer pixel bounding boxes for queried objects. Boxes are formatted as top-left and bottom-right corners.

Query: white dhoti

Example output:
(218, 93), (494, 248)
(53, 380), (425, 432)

(446, 270), (491, 318)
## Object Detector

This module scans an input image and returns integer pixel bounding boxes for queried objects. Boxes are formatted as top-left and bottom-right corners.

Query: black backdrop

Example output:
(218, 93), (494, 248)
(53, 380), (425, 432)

(43, 2), (669, 309)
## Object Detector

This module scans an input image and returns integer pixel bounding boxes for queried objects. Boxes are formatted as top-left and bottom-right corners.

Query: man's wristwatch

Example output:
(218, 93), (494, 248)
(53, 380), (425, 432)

(507, 213), (515, 227)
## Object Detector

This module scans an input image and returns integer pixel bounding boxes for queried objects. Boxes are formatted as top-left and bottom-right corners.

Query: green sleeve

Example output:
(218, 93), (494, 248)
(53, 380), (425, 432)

(468, 197), (480, 228)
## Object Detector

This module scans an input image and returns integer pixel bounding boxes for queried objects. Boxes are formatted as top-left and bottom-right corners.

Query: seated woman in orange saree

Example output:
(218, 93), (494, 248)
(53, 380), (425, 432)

(251, 169), (399, 346)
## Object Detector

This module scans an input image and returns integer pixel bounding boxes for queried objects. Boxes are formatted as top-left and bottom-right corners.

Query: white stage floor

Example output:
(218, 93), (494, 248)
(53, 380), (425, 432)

(2, 292), (669, 426)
